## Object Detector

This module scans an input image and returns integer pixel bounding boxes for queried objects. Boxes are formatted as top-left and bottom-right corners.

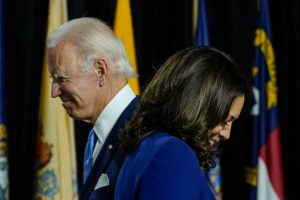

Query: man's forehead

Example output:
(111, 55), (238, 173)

(48, 65), (75, 75)
(48, 54), (79, 74)
(49, 41), (78, 62)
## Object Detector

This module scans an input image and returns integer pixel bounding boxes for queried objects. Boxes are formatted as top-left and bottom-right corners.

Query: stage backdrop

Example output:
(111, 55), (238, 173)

(3, 0), (300, 199)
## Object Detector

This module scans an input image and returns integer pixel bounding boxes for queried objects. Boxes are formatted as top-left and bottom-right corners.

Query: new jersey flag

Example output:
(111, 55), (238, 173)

(113, 0), (140, 95)
(194, 0), (222, 199)
(35, 0), (78, 199)
(0, 0), (9, 198)
(245, 0), (285, 199)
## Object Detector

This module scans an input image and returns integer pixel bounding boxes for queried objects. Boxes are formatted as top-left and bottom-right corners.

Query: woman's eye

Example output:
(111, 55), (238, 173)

(221, 122), (228, 127)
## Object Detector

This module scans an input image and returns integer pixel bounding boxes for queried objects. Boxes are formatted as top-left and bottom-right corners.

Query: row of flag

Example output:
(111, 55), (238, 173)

(0, 0), (285, 199)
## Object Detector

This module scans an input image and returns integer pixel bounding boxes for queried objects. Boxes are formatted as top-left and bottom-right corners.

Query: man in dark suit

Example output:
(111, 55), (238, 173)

(47, 17), (139, 200)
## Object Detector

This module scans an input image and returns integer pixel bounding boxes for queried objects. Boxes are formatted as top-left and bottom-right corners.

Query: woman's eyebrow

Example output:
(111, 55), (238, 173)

(226, 115), (236, 122)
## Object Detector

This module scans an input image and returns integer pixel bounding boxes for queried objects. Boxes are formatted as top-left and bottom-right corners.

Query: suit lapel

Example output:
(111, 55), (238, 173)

(80, 97), (139, 200)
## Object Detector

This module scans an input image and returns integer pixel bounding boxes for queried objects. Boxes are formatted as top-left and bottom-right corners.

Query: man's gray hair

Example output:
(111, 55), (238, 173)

(47, 17), (135, 77)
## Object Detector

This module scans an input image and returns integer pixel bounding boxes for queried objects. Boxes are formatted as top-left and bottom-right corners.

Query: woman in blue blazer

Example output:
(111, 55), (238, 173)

(114, 46), (249, 200)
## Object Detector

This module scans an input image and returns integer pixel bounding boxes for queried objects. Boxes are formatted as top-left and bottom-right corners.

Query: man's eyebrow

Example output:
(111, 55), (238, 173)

(50, 72), (70, 78)
(49, 73), (71, 81)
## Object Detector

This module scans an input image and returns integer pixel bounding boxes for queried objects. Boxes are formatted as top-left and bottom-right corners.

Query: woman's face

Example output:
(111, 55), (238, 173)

(210, 95), (245, 145)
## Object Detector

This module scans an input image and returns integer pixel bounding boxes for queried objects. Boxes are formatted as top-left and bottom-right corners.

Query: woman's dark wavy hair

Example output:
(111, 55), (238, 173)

(120, 46), (249, 171)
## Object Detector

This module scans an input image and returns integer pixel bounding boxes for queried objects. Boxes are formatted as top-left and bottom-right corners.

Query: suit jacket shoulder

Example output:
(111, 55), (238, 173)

(115, 132), (216, 200)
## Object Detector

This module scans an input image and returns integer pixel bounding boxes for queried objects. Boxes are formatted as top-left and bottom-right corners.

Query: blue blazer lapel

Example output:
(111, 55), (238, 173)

(80, 97), (139, 200)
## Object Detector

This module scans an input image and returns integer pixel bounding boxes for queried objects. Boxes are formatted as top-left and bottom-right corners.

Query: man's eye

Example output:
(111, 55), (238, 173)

(58, 76), (68, 82)
(50, 74), (69, 82)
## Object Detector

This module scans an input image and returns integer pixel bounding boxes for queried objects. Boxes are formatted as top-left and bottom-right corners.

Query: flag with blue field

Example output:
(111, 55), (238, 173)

(0, 0), (9, 198)
(245, 0), (285, 199)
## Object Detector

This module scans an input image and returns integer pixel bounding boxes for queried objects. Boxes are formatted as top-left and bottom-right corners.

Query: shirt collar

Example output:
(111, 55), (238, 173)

(93, 84), (136, 143)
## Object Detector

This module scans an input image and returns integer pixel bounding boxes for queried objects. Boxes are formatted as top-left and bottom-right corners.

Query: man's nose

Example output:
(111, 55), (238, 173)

(51, 82), (62, 98)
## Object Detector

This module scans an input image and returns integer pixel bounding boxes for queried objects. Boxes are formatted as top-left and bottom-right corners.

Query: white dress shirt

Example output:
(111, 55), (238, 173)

(92, 84), (136, 164)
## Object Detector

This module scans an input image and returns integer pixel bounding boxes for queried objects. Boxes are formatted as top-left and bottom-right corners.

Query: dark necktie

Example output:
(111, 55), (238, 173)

(83, 129), (97, 183)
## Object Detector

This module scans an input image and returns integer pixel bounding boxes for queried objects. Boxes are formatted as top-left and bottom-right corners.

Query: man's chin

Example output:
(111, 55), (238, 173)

(61, 104), (89, 122)
(64, 108), (84, 121)
(62, 104), (76, 117)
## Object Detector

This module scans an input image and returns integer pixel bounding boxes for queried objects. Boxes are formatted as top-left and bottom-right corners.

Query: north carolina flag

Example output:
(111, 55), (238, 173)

(194, 0), (222, 199)
(113, 0), (140, 95)
(0, 0), (9, 198)
(245, 0), (285, 199)
(34, 0), (78, 199)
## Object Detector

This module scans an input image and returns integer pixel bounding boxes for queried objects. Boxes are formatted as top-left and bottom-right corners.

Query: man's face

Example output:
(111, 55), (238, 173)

(48, 43), (101, 122)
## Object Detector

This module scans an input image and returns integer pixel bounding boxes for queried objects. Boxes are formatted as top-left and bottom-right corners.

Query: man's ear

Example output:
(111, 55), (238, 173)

(94, 58), (109, 86)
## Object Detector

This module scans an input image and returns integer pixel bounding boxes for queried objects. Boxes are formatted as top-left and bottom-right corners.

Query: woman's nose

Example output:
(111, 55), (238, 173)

(219, 127), (231, 140)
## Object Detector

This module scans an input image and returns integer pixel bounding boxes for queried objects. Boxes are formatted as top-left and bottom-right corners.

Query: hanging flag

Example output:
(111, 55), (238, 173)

(245, 0), (285, 199)
(194, 1), (222, 199)
(194, 0), (209, 46)
(113, 0), (140, 95)
(0, 0), (9, 199)
(34, 0), (78, 199)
